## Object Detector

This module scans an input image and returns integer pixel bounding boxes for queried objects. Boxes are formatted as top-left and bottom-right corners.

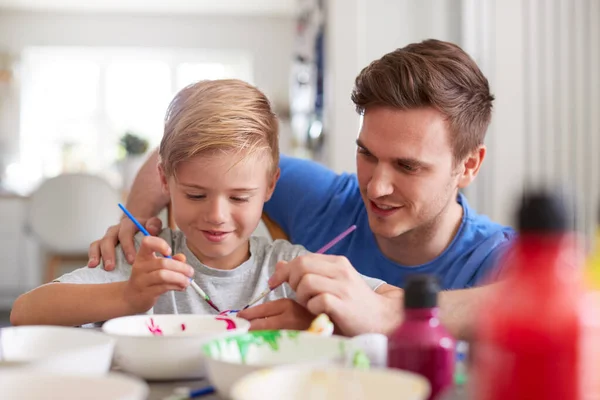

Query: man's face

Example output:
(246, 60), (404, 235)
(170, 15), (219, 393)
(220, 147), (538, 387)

(356, 106), (465, 240)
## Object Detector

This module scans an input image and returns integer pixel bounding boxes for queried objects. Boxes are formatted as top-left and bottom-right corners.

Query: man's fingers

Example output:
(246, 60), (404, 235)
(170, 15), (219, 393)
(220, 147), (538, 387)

(97, 225), (120, 271)
(267, 261), (290, 288)
(306, 293), (344, 322)
(294, 274), (343, 307)
(119, 220), (142, 264)
(87, 240), (102, 268)
(145, 217), (163, 236)
(285, 255), (341, 291)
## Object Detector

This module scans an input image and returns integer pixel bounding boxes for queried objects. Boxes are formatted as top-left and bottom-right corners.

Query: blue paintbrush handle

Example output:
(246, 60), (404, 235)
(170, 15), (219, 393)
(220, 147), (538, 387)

(118, 203), (172, 259)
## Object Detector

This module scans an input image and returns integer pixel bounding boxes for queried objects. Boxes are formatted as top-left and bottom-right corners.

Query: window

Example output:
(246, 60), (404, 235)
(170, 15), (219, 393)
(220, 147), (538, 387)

(18, 47), (253, 191)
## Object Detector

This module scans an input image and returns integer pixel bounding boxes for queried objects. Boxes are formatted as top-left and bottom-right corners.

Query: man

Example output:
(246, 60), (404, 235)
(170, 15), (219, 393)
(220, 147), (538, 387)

(88, 39), (514, 339)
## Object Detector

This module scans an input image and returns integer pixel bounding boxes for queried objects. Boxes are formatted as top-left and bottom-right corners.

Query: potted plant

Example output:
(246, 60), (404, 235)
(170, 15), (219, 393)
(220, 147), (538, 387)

(118, 131), (149, 190)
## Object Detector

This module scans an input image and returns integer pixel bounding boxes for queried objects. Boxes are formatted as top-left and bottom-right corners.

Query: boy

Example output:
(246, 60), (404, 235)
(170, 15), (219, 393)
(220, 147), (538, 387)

(10, 79), (385, 327)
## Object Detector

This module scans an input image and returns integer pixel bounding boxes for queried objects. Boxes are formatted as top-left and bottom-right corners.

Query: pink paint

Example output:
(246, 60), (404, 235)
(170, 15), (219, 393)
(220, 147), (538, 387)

(215, 316), (237, 330)
(181, 323), (186, 331)
(147, 318), (163, 336)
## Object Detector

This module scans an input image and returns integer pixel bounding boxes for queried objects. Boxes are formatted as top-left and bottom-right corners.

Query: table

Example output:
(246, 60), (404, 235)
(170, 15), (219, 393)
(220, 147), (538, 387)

(147, 379), (219, 400)
(145, 378), (468, 400)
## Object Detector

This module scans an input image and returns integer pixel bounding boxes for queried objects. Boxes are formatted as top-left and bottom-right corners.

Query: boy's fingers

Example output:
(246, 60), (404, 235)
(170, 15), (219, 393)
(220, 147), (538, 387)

(137, 236), (172, 261)
(144, 268), (190, 288)
(172, 253), (187, 263)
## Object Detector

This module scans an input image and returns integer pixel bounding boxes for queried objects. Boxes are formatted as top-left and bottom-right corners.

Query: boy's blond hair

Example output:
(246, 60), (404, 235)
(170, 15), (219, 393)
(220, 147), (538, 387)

(159, 79), (279, 178)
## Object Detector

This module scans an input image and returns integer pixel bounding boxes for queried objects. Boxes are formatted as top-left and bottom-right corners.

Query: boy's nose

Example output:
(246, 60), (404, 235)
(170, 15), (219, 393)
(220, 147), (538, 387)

(204, 199), (228, 225)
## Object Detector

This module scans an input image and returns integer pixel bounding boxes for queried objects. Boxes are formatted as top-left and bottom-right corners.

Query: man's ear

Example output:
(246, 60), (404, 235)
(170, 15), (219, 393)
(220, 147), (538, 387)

(265, 167), (280, 202)
(457, 145), (486, 189)
(157, 163), (170, 195)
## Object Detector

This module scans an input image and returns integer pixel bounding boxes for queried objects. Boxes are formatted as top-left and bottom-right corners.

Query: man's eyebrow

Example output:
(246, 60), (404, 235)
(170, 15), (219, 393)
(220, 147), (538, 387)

(355, 139), (370, 151)
(356, 139), (430, 168)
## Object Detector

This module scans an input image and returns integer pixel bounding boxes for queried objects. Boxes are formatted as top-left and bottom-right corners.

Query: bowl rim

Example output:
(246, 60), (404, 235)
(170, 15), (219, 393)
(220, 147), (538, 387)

(0, 370), (150, 397)
(201, 329), (349, 362)
(229, 364), (432, 400)
(101, 314), (250, 339)
(1, 325), (115, 346)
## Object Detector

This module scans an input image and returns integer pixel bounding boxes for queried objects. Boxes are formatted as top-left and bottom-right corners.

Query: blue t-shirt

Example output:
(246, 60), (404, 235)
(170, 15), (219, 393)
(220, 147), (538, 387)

(264, 155), (516, 290)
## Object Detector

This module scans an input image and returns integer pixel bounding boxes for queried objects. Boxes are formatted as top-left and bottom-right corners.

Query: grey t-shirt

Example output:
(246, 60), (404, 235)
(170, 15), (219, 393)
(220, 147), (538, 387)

(56, 230), (385, 315)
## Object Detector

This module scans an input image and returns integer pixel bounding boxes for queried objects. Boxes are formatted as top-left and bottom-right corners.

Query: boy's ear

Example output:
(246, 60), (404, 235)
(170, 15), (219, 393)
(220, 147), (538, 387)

(157, 163), (170, 194)
(265, 168), (280, 202)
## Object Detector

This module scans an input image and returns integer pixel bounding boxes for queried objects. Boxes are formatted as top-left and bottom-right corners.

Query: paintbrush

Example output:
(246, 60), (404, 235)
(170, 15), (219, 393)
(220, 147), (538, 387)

(118, 203), (220, 312)
(242, 224), (357, 310)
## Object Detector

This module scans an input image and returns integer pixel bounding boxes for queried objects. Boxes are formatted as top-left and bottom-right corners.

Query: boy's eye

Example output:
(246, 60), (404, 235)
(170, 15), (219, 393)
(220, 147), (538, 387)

(186, 194), (206, 200)
(231, 197), (250, 203)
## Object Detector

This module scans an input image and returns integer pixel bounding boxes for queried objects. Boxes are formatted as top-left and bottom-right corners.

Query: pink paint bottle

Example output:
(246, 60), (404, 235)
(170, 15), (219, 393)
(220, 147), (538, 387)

(387, 274), (455, 400)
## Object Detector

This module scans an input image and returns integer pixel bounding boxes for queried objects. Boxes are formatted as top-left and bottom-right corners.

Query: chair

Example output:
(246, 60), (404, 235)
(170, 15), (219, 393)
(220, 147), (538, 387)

(27, 173), (122, 283)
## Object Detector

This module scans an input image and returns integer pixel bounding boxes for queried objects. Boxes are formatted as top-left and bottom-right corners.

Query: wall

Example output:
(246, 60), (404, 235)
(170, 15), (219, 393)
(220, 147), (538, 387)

(0, 10), (295, 165)
(324, 0), (462, 175)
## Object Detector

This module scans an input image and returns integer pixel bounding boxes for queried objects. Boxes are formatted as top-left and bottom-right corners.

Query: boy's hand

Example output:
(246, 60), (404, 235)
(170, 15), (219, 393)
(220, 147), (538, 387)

(237, 299), (315, 331)
(122, 236), (194, 314)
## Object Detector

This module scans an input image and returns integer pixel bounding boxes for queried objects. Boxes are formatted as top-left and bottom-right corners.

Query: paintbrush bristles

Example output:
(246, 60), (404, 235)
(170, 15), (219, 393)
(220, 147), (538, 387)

(244, 288), (271, 309)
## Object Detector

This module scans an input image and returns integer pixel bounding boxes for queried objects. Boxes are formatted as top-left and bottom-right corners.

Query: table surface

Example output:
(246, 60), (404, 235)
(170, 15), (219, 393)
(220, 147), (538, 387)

(144, 377), (468, 400)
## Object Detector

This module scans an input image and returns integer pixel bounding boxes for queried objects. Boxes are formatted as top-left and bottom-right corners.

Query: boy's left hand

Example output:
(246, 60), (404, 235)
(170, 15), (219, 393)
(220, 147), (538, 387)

(237, 298), (315, 331)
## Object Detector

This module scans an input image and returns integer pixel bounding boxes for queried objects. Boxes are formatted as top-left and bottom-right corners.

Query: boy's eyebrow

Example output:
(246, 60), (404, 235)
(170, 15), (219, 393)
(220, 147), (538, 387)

(179, 183), (259, 192)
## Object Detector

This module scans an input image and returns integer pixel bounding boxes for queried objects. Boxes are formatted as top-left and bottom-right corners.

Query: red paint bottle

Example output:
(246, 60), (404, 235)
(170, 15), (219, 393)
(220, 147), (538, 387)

(472, 190), (583, 400)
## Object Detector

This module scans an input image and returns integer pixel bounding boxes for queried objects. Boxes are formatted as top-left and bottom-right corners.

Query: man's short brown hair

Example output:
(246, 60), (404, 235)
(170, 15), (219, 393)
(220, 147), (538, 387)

(351, 39), (494, 162)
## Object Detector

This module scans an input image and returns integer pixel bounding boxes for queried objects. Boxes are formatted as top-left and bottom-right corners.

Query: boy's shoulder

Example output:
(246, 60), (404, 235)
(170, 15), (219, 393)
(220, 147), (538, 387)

(249, 236), (309, 263)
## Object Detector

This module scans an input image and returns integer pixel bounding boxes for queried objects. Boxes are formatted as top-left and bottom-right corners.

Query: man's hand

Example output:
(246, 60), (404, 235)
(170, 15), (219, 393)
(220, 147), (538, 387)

(88, 217), (163, 270)
(236, 299), (316, 331)
(268, 254), (403, 336)
(122, 236), (194, 314)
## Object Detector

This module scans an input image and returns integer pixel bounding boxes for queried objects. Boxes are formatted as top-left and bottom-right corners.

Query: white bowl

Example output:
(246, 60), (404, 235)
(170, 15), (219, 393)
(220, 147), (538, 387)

(202, 330), (362, 399)
(231, 365), (431, 400)
(102, 314), (250, 380)
(0, 371), (148, 400)
(0, 326), (114, 375)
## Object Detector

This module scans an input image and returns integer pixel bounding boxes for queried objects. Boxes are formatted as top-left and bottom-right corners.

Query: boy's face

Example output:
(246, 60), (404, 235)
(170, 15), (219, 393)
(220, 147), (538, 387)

(356, 106), (483, 241)
(159, 152), (278, 269)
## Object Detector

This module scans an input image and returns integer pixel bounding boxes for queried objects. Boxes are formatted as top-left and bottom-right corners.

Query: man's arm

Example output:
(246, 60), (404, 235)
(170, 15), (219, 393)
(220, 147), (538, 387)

(125, 148), (169, 218)
(378, 283), (493, 341)
(88, 148), (169, 269)
(10, 282), (133, 326)
(438, 283), (500, 340)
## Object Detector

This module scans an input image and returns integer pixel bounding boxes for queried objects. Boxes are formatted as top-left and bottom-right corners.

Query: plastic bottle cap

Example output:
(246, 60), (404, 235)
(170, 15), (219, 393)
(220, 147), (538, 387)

(517, 189), (572, 232)
(404, 274), (440, 309)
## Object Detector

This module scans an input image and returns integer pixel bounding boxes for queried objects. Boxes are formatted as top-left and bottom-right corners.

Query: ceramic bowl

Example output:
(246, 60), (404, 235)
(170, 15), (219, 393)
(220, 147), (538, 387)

(231, 365), (431, 400)
(0, 325), (114, 375)
(202, 330), (363, 398)
(102, 314), (250, 380)
(0, 371), (148, 400)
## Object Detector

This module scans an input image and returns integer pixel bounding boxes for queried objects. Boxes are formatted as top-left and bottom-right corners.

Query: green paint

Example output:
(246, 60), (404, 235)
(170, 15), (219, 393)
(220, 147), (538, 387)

(286, 330), (300, 340)
(352, 350), (370, 370)
(203, 330), (302, 364)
